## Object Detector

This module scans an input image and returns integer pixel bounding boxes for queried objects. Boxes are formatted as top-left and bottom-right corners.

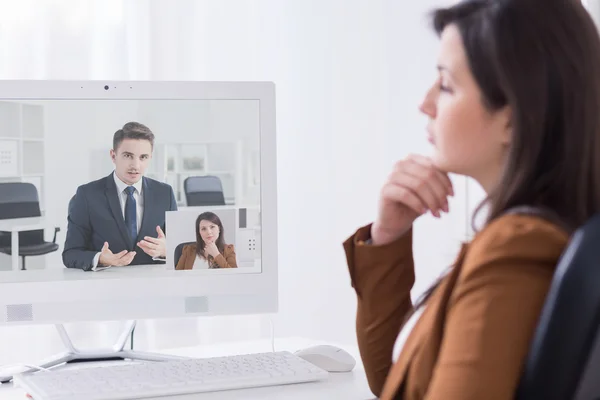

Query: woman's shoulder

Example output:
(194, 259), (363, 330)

(464, 213), (570, 271)
(224, 244), (235, 252)
(182, 243), (197, 253)
(477, 212), (569, 244)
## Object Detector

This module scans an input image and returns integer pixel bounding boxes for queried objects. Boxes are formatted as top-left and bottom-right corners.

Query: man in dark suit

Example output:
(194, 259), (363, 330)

(63, 122), (177, 271)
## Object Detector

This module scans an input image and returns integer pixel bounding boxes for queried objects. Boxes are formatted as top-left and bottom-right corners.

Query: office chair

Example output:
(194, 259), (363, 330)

(515, 212), (600, 400)
(0, 182), (60, 270)
(174, 241), (195, 268)
(183, 176), (226, 206)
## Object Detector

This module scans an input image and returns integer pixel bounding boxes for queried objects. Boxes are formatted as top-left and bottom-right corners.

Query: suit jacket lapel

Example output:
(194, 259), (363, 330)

(105, 174), (134, 249)
(137, 177), (153, 242)
(380, 310), (426, 399)
(380, 243), (471, 400)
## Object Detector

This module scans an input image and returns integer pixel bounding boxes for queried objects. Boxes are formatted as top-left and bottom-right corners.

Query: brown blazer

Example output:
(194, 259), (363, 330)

(175, 243), (238, 270)
(343, 214), (569, 400)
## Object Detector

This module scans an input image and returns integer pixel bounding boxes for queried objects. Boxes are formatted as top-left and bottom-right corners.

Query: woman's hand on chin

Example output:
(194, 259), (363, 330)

(371, 154), (454, 245)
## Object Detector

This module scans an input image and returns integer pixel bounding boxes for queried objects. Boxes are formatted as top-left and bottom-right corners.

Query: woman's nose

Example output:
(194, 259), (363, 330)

(419, 86), (437, 118)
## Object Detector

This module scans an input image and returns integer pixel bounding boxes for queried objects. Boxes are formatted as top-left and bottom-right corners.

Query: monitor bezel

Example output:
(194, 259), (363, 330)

(0, 80), (278, 325)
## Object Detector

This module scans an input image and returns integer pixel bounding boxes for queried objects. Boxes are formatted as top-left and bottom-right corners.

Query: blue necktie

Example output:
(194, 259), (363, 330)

(124, 186), (137, 242)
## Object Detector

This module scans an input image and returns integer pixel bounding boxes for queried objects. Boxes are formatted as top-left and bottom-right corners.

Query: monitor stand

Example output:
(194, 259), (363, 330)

(0, 320), (188, 383)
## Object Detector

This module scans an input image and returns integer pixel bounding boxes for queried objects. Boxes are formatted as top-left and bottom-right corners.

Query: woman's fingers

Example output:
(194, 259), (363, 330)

(408, 154), (454, 197)
(381, 182), (428, 215)
(389, 157), (452, 216)
(389, 173), (442, 215)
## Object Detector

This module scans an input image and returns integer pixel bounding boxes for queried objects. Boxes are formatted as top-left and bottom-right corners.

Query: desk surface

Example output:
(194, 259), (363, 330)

(0, 337), (373, 400)
(0, 217), (55, 232)
(0, 262), (261, 284)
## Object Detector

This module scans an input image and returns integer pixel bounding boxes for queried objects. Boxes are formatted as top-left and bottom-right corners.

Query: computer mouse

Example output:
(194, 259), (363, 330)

(294, 345), (356, 372)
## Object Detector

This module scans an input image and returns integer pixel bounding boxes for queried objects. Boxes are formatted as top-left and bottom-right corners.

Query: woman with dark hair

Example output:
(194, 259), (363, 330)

(344, 0), (600, 399)
(175, 212), (237, 270)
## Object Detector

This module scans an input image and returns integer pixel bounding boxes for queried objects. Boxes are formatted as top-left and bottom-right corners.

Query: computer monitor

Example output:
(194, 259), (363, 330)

(0, 81), (278, 327)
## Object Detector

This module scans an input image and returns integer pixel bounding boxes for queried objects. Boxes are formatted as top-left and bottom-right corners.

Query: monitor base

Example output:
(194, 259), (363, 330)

(0, 320), (188, 383)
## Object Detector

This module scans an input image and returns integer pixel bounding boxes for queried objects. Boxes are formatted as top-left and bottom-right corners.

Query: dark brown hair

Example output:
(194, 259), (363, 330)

(195, 212), (226, 265)
(113, 122), (155, 151)
(415, 0), (600, 308)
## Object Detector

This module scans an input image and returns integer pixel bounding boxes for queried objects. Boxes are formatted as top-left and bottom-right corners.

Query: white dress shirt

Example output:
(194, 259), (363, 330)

(193, 255), (210, 269)
(92, 171), (144, 271)
(392, 306), (426, 362)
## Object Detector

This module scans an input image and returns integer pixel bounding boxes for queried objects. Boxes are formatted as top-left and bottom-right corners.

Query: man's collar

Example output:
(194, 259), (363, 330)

(113, 171), (143, 195)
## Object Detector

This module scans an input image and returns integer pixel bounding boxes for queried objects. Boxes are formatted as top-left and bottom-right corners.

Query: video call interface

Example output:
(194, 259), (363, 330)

(0, 99), (262, 277)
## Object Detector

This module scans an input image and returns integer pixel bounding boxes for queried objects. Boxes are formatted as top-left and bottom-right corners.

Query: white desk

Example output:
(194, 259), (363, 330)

(0, 263), (262, 285)
(0, 217), (56, 272)
(0, 337), (374, 399)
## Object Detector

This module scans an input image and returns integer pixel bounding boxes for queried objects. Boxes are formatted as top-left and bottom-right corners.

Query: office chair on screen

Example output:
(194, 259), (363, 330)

(0, 182), (60, 270)
(515, 212), (600, 400)
(174, 241), (195, 267)
(184, 176), (226, 206)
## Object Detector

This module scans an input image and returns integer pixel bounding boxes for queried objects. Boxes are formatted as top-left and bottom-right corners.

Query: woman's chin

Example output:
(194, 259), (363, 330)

(430, 154), (450, 172)
(431, 157), (466, 177)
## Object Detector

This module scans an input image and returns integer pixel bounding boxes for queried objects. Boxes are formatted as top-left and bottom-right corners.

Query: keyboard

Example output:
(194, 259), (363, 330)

(13, 351), (329, 400)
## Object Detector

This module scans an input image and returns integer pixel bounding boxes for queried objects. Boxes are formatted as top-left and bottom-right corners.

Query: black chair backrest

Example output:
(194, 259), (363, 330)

(0, 182), (43, 247)
(516, 212), (600, 400)
(184, 176), (225, 206)
(174, 241), (195, 268)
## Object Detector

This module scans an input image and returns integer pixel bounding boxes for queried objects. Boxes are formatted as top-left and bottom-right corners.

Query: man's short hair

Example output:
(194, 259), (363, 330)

(113, 122), (155, 151)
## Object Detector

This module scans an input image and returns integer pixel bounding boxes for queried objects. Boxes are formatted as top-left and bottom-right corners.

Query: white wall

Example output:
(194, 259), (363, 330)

(585, 0), (600, 28)
(0, 0), (471, 362)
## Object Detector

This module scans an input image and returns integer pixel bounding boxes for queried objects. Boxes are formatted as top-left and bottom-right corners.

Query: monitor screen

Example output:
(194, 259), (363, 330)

(0, 98), (261, 276)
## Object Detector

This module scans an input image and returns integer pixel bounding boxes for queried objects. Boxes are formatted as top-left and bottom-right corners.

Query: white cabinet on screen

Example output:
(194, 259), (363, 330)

(0, 101), (46, 212)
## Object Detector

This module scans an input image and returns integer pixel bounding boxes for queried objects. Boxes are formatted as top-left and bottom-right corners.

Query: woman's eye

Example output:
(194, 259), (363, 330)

(439, 82), (452, 92)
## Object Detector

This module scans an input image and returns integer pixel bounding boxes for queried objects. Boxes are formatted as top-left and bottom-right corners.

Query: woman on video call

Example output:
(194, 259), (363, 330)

(343, 0), (600, 399)
(175, 212), (238, 270)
